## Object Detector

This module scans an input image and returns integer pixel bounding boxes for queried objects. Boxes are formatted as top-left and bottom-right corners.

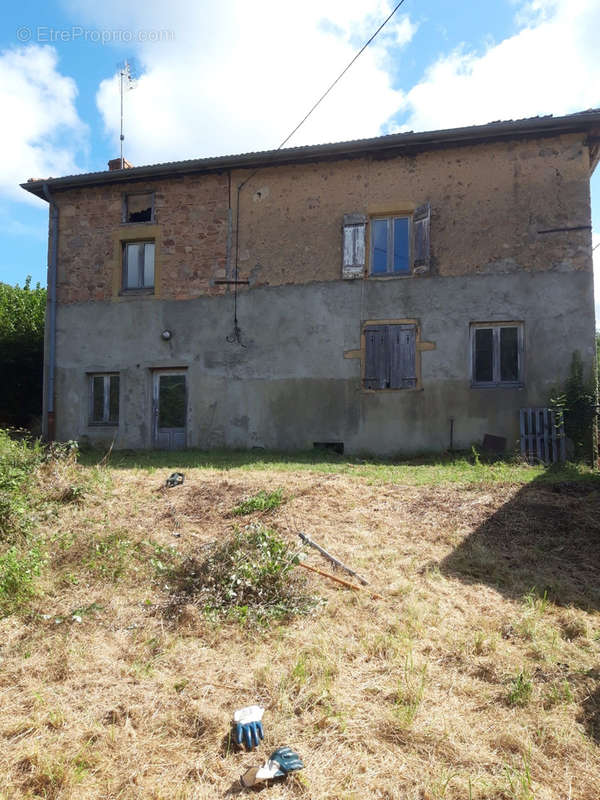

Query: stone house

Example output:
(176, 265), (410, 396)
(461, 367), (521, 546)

(22, 109), (599, 454)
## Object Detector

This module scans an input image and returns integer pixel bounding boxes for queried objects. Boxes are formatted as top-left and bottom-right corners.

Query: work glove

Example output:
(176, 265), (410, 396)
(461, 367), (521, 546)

(233, 705), (264, 749)
(240, 746), (304, 787)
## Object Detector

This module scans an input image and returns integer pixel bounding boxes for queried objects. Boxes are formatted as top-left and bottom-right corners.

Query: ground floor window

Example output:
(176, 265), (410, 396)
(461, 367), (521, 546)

(470, 322), (523, 387)
(89, 373), (120, 424)
(364, 324), (417, 389)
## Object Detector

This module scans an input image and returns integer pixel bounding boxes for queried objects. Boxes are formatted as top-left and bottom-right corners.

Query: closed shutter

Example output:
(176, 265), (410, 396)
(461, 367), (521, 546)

(413, 202), (431, 273)
(342, 213), (367, 279)
(389, 325), (417, 388)
(364, 326), (388, 389)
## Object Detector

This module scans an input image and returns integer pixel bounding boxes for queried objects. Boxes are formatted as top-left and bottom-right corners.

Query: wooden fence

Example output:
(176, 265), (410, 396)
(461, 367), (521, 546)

(519, 407), (566, 464)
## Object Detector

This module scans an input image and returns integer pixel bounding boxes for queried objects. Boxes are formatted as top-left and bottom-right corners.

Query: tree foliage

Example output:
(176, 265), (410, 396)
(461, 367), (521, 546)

(0, 278), (46, 427)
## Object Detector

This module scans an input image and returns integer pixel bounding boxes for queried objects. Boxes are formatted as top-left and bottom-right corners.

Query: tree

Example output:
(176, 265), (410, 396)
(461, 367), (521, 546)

(0, 278), (46, 427)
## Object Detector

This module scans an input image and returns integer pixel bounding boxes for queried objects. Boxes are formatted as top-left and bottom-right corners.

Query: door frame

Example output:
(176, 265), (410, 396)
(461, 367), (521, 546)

(152, 368), (188, 449)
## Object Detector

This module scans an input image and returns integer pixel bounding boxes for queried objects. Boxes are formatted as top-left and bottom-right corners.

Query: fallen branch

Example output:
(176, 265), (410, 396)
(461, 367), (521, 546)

(298, 562), (382, 599)
(298, 531), (369, 585)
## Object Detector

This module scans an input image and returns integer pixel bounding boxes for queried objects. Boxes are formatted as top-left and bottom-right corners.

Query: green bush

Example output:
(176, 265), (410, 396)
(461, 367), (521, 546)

(550, 351), (597, 461)
(0, 544), (44, 615)
(168, 523), (316, 624)
(0, 429), (43, 541)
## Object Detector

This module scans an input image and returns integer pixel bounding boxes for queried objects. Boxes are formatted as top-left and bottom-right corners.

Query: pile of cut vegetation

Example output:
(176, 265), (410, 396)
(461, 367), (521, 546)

(167, 523), (318, 624)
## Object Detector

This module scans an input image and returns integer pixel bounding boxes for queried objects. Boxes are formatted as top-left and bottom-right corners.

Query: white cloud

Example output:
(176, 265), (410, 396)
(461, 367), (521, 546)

(399, 0), (600, 132)
(0, 45), (87, 202)
(84, 0), (415, 165)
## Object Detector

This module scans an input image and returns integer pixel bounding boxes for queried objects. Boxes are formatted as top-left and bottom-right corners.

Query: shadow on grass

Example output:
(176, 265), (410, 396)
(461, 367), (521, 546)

(440, 463), (600, 611)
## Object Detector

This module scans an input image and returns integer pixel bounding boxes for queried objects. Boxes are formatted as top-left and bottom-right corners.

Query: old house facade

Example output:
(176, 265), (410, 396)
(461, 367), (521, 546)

(23, 110), (599, 454)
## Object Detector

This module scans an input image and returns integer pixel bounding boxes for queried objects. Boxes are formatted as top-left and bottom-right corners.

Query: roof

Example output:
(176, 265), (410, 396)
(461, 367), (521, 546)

(21, 108), (600, 200)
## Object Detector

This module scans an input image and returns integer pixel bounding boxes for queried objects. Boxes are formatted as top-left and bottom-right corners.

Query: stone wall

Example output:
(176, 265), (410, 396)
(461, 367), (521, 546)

(53, 131), (594, 305)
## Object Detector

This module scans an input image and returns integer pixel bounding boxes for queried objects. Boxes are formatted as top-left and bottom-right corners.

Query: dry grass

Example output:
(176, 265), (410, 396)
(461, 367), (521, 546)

(0, 459), (599, 799)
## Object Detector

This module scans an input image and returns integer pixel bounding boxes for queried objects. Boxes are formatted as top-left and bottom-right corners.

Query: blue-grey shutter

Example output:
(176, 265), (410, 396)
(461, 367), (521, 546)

(342, 213), (366, 279)
(413, 203), (431, 273)
(364, 326), (387, 389)
(389, 325), (417, 389)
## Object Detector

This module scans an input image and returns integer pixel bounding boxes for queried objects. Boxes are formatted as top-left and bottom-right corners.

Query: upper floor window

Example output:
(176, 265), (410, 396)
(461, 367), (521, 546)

(123, 241), (155, 290)
(371, 216), (410, 274)
(471, 323), (523, 387)
(341, 203), (430, 280)
(123, 192), (154, 223)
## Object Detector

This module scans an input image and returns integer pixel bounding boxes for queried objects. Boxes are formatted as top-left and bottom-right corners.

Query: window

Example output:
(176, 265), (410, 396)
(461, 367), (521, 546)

(371, 216), (411, 274)
(124, 192), (154, 223)
(471, 323), (523, 386)
(123, 241), (155, 290)
(89, 374), (119, 424)
(364, 324), (417, 389)
(341, 203), (430, 279)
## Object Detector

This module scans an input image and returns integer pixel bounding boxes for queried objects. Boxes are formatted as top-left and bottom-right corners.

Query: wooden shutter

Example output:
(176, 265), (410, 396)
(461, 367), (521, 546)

(389, 325), (417, 389)
(413, 202), (431, 273)
(364, 326), (388, 389)
(342, 213), (366, 279)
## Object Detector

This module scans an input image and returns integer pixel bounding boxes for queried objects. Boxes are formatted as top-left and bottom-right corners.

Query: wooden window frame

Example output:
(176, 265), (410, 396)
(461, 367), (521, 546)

(369, 215), (412, 276)
(470, 322), (524, 388)
(122, 240), (155, 293)
(122, 191), (155, 224)
(88, 373), (120, 426)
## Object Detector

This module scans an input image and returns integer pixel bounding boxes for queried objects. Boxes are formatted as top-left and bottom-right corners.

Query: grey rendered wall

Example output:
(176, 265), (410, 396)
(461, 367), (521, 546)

(53, 269), (596, 455)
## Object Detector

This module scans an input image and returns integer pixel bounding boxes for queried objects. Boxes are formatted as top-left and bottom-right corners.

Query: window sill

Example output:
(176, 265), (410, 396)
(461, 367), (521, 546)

(119, 288), (155, 297)
(471, 382), (524, 389)
(368, 273), (415, 280)
(87, 422), (119, 427)
(120, 220), (155, 226)
(362, 387), (423, 394)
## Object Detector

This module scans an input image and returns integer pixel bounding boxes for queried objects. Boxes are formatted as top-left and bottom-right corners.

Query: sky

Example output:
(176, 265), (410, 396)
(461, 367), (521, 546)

(0, 0), (599, 321)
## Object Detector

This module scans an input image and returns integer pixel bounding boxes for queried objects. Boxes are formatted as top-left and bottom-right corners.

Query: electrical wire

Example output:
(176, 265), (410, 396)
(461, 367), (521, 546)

(227, 0), (409, 345)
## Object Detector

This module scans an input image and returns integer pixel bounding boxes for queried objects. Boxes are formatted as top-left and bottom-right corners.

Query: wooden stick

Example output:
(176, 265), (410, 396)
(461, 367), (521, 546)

(298, 562), (383, 599)
(298, 531), (369, 585)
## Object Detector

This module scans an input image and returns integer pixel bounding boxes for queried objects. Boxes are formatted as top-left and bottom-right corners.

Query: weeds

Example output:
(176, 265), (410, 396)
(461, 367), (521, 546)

(0, 544), (44, 615)
(394, 650), (427, 727)
(231, 488), (285, 515)
(506, 671), (533, 707)
(166, 523), (316, 624)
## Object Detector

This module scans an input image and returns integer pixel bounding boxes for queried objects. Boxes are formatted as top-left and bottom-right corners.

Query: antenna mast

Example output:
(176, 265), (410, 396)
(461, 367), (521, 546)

(119, 60), (134, 169)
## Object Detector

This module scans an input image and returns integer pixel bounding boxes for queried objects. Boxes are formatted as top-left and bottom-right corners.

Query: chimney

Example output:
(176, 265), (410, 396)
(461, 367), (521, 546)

(108, 157), (133, 171)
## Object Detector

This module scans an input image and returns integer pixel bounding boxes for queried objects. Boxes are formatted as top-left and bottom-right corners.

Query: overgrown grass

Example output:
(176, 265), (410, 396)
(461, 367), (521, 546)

(80, 446), (600, 487)
(166, 523), (317, 624)
(231, 488), (285, 515)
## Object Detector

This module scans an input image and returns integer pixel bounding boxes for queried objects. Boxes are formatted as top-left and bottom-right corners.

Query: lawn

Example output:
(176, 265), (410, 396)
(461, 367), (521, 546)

(1, 441), (599, 799)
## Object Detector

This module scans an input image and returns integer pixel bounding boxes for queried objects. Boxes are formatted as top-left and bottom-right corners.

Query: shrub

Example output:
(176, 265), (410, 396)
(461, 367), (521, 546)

(550, 351), (597, 461)
(167, 523), (316, 624)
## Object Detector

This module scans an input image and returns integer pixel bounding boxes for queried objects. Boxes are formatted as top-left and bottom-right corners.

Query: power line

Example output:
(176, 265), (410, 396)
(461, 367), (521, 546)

(228, 0), (410, 345)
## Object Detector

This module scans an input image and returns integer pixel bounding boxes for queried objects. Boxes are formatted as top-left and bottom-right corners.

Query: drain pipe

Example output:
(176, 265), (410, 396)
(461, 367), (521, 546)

(42, 183), (58, 441)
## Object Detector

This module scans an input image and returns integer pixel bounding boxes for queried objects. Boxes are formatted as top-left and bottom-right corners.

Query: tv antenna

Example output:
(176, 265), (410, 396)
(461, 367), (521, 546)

(119, 59), (136, 168)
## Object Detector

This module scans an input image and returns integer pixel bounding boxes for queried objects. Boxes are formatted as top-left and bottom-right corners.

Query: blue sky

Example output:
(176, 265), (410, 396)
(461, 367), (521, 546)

(1, 0), (599, 317)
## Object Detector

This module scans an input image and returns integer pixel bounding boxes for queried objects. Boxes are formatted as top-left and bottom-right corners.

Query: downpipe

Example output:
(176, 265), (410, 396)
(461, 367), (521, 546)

(42, 183), (58, 441)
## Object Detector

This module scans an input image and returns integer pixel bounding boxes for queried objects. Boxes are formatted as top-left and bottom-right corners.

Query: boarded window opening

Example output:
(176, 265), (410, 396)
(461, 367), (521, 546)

(313, 442), (344, 455)
(125, 193), (153, 223)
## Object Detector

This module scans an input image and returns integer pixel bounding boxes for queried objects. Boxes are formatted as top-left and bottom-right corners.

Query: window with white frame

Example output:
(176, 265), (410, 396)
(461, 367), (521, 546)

(471, 323), (523, 386)
(123, 241), (155, 290)
(89, 373), (120, 424)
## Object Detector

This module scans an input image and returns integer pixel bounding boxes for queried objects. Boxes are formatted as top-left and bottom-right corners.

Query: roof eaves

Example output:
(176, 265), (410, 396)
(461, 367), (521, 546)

(21, 108), (600, 200)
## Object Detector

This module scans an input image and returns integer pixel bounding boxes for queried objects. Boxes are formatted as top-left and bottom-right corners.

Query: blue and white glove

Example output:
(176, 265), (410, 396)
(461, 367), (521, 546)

(233, 705), (264, 749)
(240, 746), (304, 787)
